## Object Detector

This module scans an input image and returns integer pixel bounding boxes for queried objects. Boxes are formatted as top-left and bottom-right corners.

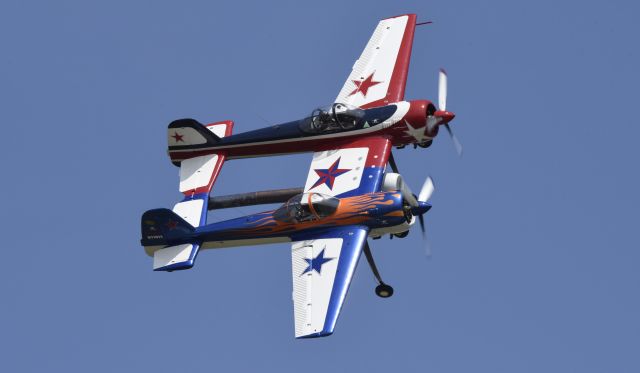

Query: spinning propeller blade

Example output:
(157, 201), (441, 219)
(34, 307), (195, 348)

(418, 214), (432, 258)
(417, 176), (435, 257)
(444, 123), (463, 157)
(438, 68), (448, 111)
(438, 69), (463, 157)
(418, 176), (434, 203)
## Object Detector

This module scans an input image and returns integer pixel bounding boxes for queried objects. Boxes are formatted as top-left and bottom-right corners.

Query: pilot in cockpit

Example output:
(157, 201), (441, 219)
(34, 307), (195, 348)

(301, 103), (364, 134)
(273, 193), (340, 223)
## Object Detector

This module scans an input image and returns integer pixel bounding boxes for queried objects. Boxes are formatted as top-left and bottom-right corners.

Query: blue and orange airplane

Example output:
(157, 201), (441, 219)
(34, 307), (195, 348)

(141, 14), (454, 338)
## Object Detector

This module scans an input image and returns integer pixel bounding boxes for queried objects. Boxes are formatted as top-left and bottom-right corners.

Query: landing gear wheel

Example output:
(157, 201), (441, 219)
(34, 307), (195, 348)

(375, 283), (394, 298)
(418, 140), (433, 148)
(394, 231), (409, 238)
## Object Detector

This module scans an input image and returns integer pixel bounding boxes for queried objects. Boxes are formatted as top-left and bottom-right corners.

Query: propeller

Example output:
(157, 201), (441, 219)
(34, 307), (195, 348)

(418, 213), (432, 258)
(418, 176), (434, 202)
(438, 69), (448, 111)
(437, 69), (463, 157)
(416, 176), (435, 258)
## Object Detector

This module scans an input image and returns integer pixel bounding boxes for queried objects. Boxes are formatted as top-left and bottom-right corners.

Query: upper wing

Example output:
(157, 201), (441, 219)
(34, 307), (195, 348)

(302, 136), (392, 198)
(291, 225), (369, 338)
(335, 14), (417, 109)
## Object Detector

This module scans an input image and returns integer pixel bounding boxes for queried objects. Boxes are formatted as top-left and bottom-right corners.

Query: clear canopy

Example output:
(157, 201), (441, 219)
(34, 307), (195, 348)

(273, 193), (340, 223)
(299, 103), (365, 134)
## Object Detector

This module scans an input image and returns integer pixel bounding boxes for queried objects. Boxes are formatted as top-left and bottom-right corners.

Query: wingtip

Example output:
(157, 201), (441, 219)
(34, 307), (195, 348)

(295, 330), (334, 339)
(383, 13), (417, 21)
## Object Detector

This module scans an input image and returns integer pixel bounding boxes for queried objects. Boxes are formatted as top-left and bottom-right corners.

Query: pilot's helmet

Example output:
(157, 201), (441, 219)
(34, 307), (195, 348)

(334, 103), (348, 114)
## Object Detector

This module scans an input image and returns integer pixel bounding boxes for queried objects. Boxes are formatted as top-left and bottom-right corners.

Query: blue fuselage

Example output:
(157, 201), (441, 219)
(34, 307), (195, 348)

(172, 192), (431, 249)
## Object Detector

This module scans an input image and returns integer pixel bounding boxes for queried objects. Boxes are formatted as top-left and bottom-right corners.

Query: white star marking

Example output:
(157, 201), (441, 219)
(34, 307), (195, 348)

(403, 120), (431, 143)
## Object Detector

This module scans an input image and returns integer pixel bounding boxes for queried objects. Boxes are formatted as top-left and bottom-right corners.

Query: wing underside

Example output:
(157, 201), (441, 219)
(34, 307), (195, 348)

(302, 136), (392, 198)
(290, 135), (392, 338)
(291, 226), (369, 338)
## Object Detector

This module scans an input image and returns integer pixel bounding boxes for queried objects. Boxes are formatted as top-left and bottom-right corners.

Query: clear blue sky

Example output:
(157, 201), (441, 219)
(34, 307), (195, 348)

(1, 0), (639, 372)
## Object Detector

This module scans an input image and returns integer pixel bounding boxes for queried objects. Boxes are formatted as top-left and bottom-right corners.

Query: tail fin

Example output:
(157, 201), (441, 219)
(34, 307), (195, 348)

(167, 119), (233, 166)
(168, 118), (220, 147)
(141, 209), (201, 271)
(141, 208), (195, 246)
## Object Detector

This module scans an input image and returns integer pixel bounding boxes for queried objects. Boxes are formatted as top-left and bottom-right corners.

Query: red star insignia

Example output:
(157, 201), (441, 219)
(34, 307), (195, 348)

(171, 132), (184, 142)
(348, 72), (383, 97)
(165, 220), (178, 230)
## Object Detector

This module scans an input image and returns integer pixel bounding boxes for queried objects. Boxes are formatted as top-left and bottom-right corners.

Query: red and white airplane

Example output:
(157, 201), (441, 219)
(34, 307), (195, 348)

(167, 14), (459, 168)
(144, 14), (459, 338)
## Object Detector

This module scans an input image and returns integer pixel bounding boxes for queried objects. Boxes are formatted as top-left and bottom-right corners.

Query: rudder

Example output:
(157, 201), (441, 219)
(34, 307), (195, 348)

(140, 208), (201, 271)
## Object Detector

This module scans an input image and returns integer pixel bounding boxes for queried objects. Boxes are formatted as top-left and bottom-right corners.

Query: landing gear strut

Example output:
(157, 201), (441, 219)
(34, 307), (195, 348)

(363, 241), (394, 298)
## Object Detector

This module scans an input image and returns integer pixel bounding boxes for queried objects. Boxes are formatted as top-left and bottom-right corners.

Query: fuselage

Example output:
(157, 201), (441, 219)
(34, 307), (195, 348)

(178, 191), (419, 250)
(168, 100), (442, 163)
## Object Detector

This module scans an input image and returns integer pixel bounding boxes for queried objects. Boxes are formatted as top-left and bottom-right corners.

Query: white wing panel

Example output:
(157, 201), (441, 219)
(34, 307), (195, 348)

(335, 15), (412, 108)
(290, 226), (369, 338)
(291, 238), (343, 338)
(303, 147), (368, 196)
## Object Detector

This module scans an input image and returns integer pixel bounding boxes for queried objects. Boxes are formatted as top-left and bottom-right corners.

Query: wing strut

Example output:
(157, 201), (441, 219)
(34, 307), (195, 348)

(388, 152), (400, 173)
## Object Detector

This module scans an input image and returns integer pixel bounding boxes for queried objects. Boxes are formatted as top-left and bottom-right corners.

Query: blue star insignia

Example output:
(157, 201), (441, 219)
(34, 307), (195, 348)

(301, 249), (335, 276)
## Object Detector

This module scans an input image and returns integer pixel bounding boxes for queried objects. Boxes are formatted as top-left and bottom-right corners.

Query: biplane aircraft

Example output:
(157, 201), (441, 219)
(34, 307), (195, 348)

(141, 14), (457, 338)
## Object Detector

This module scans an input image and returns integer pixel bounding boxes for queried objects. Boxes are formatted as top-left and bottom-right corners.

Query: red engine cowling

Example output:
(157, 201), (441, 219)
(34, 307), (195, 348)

(398, 100), (438, 141)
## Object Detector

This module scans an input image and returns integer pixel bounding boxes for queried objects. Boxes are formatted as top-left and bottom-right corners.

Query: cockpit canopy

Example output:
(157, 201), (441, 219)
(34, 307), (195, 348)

(273, 193), (340, 223)
(299, 103), (365, 134)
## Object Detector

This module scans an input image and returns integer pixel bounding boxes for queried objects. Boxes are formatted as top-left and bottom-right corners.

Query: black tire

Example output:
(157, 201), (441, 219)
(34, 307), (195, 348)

(375, 283), (394, 298)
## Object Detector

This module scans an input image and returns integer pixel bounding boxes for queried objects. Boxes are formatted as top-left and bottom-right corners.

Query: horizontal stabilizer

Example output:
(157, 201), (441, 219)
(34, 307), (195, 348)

(153, 242), (200, 272)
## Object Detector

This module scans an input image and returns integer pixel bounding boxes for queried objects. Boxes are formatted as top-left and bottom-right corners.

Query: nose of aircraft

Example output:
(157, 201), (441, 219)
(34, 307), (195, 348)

(411, 201), (432, 216)
(434, 110), (455, 124)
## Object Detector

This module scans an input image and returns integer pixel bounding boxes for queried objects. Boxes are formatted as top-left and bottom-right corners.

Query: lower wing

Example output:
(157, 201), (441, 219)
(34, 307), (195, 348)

(290, 225), (369, 338)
